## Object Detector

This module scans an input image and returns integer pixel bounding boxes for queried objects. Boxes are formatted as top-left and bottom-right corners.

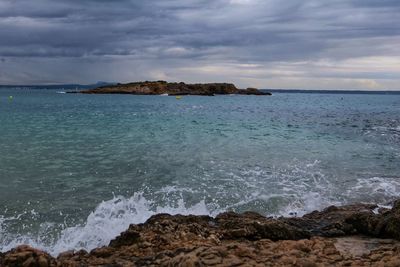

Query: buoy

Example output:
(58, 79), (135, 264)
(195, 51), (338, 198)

(8, 96), (13, 100)
(175, 96), (182, 100)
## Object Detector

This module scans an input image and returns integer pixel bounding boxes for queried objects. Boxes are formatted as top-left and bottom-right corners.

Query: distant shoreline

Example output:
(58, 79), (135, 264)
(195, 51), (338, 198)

(267, 89), (400, 95)
(1, 85), (399, 95)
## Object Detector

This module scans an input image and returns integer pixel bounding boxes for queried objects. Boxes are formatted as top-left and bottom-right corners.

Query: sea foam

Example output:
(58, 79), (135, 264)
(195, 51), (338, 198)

(1, 163), (399, 256)
(0, 193), (215, 256)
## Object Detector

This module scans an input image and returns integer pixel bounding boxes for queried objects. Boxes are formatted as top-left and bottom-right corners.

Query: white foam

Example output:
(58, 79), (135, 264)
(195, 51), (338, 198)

(214, 160), (340, 217)
(0, 193), (215, 256)
(1, 163), (399, 256)
(278, 192), (341, 217)
(347, 176), (400, 203)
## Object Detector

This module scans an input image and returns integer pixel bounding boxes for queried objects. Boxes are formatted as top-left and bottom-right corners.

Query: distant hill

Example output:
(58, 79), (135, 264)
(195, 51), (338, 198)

(0, 82), (116, 90)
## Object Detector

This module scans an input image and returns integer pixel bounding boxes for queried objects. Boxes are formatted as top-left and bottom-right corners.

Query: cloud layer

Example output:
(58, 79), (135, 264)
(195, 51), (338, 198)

(0, 0), (399, 89)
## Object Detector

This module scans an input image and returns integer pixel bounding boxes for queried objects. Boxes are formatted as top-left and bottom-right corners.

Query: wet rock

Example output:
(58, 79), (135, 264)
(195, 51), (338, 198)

(216, 211), (310, 240)
(109, 229), (141, 248)
(381, 200), (400, 240)
(281, 203), (380, 237)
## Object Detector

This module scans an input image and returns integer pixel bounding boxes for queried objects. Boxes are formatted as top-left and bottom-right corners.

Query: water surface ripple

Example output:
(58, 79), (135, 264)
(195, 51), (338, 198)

(0, 89), (399, 254)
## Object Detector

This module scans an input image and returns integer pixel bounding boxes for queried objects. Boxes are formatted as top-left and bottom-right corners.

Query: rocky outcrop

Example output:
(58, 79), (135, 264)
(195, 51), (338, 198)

(75, 81), (272, 96)
(281, 200), (400, 239)
(2, 201), (400, 266)
(0, 246), (56, 267)
(237, 87), (270, 95)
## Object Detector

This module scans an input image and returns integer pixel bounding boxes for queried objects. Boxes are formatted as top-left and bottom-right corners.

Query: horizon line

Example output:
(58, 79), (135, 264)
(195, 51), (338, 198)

(1, 85), (400, 92)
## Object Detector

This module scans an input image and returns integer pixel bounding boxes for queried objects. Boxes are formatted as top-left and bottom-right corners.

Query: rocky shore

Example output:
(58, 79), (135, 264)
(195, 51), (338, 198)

(2, 201), (400, 266)
(73, 81), (271, 96)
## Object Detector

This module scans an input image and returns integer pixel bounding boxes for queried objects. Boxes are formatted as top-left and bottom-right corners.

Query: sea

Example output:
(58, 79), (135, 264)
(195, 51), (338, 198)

(0, 88), (399, 255)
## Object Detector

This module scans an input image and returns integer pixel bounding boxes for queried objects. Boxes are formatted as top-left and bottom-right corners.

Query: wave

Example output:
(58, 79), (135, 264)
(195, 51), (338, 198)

(0, 193), (217, 256)
(1, 161), (399, 256)
(346, 176), (400, 204)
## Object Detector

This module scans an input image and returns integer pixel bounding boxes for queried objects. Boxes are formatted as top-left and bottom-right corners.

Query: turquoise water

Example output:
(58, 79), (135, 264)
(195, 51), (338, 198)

(1, 89), (400, 254)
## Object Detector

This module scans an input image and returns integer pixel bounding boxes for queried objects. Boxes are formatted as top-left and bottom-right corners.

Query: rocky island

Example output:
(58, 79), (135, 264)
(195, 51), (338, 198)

(2, 201), (400, 266)
(74, 81), (272, 96)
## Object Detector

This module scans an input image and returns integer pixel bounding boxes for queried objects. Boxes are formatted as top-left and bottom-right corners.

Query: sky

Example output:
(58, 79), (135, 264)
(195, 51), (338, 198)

(0, 0), (399, 90)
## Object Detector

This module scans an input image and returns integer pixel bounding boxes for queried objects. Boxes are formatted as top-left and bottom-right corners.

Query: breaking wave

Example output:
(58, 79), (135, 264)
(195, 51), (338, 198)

(1, 161), (399, 256)
(0, 193), (216, 256)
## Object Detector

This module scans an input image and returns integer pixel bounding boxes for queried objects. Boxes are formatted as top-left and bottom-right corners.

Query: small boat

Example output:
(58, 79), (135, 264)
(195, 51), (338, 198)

(160, 93), (168, 96)
(175, 96), (182, 100)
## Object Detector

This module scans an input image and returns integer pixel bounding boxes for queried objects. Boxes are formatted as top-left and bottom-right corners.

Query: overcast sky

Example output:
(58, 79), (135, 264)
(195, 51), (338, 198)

(0, 0), (399, 89)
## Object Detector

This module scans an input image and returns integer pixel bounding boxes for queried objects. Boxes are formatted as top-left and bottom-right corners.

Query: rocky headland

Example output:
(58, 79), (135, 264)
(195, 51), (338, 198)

(74, 81), (271, 96)
(2, 200), (400, 266)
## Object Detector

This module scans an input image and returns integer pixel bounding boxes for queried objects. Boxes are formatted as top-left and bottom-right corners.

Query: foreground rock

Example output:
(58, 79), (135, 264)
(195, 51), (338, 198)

(74, 81), (272, 96)
(2, 201), (400, 266)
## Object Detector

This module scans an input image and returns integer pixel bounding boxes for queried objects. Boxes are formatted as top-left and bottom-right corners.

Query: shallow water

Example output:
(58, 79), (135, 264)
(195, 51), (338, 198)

(0, 89), (399, 254)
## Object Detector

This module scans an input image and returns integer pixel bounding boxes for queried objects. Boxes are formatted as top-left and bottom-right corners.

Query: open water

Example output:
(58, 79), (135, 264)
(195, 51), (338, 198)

(0, 88), (399, 255)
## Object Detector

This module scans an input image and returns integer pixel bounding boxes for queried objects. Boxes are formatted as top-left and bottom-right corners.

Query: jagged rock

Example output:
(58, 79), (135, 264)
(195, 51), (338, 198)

(0, 245), (56, 267)
(75, 81), (271, 96)
(109, 229), (141, 248)
(3, 201), (400, 266)
(280, 200), (400, 240)
(216, 211), (310, 240)
(281, 203), (379, 237)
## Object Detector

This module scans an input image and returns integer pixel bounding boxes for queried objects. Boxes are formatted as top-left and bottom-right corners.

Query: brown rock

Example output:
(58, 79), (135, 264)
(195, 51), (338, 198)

(109, 229), (141, 248)
(2, 245), (56, 267)
(216, 211), (310, 241)
(3, 201), (400, 266)
(37, 255), (49, 267)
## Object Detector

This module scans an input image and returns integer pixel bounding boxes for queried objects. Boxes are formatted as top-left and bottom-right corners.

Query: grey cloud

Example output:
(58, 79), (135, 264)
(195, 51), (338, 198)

(1, 0), (398, 58)
(0, 0), (399, 88)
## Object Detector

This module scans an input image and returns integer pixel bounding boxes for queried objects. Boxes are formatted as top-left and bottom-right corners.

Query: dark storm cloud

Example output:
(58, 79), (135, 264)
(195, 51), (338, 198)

(0, 0), (396, 58)
(0, 0), (399, 87)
